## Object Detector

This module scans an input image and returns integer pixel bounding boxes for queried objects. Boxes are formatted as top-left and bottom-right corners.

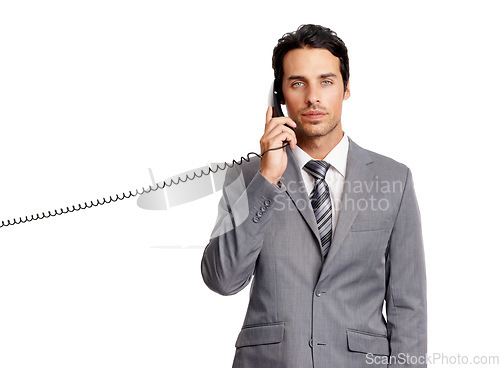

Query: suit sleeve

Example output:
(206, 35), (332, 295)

(201, 163), (286, 296)
(385, 167), (427, 367)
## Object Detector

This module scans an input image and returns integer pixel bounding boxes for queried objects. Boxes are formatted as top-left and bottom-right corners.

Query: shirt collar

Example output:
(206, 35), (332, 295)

(292, 131), (349, 178)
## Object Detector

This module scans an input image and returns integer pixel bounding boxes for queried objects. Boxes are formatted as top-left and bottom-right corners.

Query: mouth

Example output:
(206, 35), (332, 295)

(302, 110), (326, 120)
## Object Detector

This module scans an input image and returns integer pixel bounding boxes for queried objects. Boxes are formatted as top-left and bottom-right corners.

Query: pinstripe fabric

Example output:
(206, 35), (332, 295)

(304, 160), (332, 258)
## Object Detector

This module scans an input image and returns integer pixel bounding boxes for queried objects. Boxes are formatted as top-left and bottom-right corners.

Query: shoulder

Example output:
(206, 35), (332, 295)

(348, 137), (411, 179)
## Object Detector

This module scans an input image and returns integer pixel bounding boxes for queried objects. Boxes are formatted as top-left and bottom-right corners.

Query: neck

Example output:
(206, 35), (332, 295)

(297, 128), (344, 160)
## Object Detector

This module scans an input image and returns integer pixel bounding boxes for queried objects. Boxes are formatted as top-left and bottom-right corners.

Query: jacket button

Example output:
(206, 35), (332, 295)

(264, 199), (271, 206)
(253, 216), (260, 223)
(309, 338), (313, 348)
(257, 210), (263, 217)
(315, 291), (322, 297)
(260, 205), (267, 212)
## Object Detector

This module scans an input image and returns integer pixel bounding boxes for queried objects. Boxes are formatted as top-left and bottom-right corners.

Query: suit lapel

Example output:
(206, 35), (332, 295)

(318, 138), (375, 279)
(280, 145), (322, 248)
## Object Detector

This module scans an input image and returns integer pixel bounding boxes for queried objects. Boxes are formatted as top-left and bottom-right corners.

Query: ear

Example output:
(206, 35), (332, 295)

(343, 79), (351, 100)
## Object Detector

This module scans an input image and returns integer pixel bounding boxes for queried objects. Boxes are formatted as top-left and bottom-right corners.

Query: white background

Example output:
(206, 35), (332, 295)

(1, 1), (499, 367)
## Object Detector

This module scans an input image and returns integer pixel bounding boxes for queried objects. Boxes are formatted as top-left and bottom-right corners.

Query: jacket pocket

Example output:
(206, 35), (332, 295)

(350, 220), (393, 232)
(235, 322), (285, 348)
(346, 329), (390, 356)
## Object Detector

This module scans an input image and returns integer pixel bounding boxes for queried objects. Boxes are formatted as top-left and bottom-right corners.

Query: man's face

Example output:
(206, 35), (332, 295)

(281, 47), (350, 140)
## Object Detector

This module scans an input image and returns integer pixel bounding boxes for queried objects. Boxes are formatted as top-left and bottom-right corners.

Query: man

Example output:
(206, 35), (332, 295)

(201, 24), (426, 368)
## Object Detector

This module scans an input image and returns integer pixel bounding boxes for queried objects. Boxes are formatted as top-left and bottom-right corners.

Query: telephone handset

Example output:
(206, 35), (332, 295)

(268, 80), (293, 148)
(269, 79), (285, 118)
(0, 82), (292, 229)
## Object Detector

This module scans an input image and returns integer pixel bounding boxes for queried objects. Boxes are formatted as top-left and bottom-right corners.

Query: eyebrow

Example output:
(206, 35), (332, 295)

(286, 73), (338, 81)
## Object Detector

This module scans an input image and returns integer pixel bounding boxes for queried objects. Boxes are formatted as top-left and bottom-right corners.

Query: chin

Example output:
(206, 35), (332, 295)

(298, 123), (328, 136)
(300, 129), (328, 138)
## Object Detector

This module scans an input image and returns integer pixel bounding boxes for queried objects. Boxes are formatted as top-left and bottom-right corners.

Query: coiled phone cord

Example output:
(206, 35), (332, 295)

(0, 142), (290, 229)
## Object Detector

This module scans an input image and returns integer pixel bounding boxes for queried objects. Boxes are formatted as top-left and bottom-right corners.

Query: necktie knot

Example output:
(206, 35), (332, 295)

(304, 160), (330, 181)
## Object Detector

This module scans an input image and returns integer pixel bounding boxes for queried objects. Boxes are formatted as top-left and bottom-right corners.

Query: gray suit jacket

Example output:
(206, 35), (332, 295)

(201, 137), (427, 368)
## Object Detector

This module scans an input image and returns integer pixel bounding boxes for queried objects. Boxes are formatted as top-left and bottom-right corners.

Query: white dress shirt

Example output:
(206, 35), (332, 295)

(291, 132), (349, 233)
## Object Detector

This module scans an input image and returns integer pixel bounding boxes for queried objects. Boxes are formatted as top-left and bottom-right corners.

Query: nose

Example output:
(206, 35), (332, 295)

(305, 85), (320, 105)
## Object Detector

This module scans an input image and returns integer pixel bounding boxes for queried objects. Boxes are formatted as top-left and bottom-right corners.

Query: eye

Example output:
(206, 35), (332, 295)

(321, 80), (333, 85)
(291, 81), (304, 87)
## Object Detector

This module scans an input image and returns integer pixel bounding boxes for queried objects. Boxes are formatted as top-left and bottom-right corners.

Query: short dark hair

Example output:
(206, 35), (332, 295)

(272, 24), (350, 102)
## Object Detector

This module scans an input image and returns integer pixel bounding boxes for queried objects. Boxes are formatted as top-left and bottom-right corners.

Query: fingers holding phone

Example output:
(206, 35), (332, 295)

(259, 106), (297, 185)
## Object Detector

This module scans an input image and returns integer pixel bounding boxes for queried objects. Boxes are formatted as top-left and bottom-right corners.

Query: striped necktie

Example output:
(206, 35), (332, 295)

(304, 160), (332, 258)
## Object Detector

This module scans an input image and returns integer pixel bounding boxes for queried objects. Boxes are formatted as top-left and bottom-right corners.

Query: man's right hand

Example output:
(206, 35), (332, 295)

(259, 106), (297, 185)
